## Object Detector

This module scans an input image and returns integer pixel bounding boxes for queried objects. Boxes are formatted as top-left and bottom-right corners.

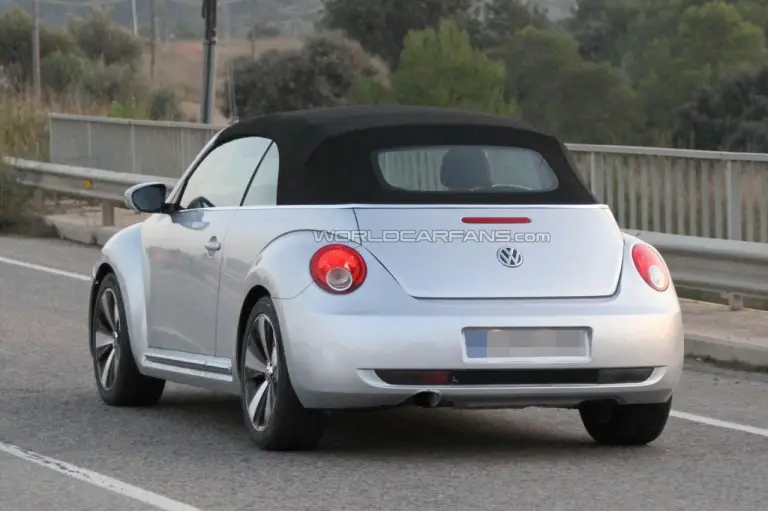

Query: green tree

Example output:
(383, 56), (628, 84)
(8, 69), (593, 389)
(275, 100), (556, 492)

(353, 20), (515, 114)
(568, 0), (642, 64)
(502, 26), (644, 143)
(674, 65), (768, 151)
(222, 35), (385, 117)
(634, 38), (711, 141)
(733, 0), (768, 36)
(0, 7), (76, 85)
(471, 0), (549, 52)
(320, 0), (473, 67)
(676, 1), (766, 81)
(634, 1), (766, 141)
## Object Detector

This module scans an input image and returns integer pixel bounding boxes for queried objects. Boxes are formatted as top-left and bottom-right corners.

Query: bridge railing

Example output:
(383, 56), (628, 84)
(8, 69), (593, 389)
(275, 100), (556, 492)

(5, 156), (767, 310)
(48, 113), (768, 242)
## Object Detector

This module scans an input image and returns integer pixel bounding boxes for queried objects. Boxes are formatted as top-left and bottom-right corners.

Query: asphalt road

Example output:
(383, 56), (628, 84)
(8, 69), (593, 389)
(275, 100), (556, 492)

(0, 235), (767, 511)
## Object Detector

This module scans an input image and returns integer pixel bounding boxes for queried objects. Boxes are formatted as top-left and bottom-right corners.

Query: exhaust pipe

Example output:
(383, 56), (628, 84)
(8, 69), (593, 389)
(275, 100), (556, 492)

(413, 391), (442, 408)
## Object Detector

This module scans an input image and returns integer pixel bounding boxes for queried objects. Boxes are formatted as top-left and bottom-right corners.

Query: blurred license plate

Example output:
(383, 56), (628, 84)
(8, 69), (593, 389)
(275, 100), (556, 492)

(464, 328), (589, 359)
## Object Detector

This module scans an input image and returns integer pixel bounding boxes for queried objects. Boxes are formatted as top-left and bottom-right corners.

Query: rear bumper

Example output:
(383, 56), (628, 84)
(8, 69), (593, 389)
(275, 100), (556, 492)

(273, 285), (684, 410)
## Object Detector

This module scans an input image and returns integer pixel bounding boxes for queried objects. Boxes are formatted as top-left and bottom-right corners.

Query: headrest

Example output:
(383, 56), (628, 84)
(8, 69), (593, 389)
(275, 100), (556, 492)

(439, 147), (492, 190)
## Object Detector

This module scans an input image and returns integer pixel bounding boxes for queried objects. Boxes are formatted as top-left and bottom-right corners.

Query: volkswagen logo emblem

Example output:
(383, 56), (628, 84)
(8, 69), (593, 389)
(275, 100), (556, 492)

(497, 247), (523, 268)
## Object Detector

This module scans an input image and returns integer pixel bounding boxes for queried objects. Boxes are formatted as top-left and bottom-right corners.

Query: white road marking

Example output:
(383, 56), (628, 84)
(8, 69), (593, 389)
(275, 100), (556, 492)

(0, 442), (205, 511)
(671, 411), (768, 438)
(0, 255), (90, 281)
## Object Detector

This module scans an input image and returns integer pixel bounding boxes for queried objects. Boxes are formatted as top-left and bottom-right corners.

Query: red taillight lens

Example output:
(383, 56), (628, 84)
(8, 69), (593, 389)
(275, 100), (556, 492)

(631, 243), (669, 292)
(310, 244), (367, 294)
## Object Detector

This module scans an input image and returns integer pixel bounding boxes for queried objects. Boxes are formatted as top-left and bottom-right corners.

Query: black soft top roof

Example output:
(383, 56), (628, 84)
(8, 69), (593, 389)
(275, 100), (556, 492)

(214, 106), (595, 206)
(216, 105), (546, 154)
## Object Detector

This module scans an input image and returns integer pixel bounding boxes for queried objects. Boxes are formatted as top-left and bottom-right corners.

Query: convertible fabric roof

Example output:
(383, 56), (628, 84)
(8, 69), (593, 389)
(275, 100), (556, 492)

(216, 105), (545, 154)
(212, 106), (596, 206)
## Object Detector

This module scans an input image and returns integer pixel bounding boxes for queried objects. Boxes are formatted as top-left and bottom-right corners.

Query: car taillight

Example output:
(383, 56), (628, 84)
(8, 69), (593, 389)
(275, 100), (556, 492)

(631, 243), (669, 292)
(310, 244), (367, 294)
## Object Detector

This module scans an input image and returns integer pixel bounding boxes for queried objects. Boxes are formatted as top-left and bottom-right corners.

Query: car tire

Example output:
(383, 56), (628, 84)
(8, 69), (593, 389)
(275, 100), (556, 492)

(579, 398), (672, 446)
(239, 297), (326, 451)
(90, 273), (165, 406)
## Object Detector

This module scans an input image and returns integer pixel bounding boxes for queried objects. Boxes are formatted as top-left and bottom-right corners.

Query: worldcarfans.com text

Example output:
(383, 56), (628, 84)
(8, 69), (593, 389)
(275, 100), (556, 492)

(312, 230), (551, 244)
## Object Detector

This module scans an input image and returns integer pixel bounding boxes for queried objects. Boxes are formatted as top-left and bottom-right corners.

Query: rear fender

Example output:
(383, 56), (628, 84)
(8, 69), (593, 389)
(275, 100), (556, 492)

(620, 232), (680, 308)
(217, 230), (364, 363)
(243, 231), (328, 300)
(91, 223), (150, 363)
(225, 232), (375, 367)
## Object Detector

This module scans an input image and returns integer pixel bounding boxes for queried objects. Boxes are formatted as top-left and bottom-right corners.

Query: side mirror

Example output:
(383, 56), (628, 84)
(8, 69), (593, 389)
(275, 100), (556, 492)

(125, 182), (169, 213)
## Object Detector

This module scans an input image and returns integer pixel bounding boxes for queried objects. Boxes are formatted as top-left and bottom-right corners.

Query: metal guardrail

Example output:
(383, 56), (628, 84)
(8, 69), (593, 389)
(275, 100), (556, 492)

(4, 158), (766, 311)
(629, 229), (768, 311)
(5, 158), (176, 226)
(48, 113), (768, 243)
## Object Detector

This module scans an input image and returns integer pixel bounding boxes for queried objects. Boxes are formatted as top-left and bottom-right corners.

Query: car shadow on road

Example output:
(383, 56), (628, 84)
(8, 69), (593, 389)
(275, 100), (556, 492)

(152, 390), (653, 460)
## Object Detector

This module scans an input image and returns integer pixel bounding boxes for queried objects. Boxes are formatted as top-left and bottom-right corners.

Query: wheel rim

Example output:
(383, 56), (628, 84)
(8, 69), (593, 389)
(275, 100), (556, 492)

(243, 314), (279, 432)
(93, 288), (121, 391)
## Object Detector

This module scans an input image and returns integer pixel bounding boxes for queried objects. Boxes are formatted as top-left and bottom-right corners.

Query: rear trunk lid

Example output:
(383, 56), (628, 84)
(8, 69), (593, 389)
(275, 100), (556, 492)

(353, 206), (623, 299)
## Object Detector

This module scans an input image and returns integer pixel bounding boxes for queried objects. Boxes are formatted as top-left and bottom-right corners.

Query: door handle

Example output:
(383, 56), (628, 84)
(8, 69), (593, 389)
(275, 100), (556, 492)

(204, 237), (221, 252)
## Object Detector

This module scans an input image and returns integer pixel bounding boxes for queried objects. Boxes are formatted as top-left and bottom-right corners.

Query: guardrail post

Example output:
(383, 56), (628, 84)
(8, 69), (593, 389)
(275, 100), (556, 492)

(727, 294), (744, 311)
(130, 123), (137, 174)
(32, 189), (44, 209)
(589, 152), (604, 201)
(725, 160), (744, 310)
(101, 203), (115, 227)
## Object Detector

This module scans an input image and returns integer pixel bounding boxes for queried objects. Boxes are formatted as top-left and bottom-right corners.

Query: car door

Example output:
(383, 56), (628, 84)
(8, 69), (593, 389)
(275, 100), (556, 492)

(143, 136), (273, 355)
(215, 142), (280, 359)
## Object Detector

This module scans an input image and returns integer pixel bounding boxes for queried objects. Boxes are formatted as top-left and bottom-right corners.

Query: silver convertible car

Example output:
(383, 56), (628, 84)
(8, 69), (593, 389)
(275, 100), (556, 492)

(88, 106), (683, 450)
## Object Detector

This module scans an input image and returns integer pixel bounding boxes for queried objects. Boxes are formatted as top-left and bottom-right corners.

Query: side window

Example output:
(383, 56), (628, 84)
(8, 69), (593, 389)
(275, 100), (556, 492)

(242, 143), (279, 206)
(179, 136), (272, 209)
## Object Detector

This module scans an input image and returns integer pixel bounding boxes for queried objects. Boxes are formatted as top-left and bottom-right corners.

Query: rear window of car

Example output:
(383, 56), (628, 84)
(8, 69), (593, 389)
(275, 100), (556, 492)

(374, 145), (558, 193)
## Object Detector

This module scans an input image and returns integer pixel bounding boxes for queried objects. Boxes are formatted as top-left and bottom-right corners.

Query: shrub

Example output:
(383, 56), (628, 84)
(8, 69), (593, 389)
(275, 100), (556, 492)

(107, 98), (149, 119)
(68, 9), (143, 69)
(149, 88), (183, 121)
(81, 61), (145, 103)
(222, 34), (386, 118)
(248, 22), (282, 40)
(0, 92), (50, 234)
(41, 51), (89, 94)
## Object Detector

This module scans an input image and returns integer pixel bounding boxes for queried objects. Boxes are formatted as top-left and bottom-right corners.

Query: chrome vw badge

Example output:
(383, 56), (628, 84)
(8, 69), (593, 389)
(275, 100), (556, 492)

(497, 247), (523, 268)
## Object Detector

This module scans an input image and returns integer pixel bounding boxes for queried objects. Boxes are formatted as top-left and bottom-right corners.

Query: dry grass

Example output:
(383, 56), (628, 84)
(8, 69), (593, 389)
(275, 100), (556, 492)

(140, 37), (303, 122)
(0, 91), (105, 235)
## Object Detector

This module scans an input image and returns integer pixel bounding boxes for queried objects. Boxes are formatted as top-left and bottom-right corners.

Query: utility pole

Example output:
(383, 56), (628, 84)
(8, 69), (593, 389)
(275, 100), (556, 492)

(150, 0), (157, 82)
(131, 0), (138, 35)
(200, 0), (218, 124)
(160, 0), (168, 44)
(31, 0), (41, 105)
(222, 1), (230, 42)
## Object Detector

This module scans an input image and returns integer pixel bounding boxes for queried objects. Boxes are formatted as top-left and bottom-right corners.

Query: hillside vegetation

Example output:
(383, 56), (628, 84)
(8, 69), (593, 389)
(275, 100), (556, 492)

(224, 0), (768, 151)
(0, 0), (576, 36)
(1, 0), (767, 152)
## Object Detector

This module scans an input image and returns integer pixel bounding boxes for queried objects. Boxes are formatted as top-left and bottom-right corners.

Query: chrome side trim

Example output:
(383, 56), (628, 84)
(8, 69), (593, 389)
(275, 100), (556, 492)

(143, 351), (232, 376)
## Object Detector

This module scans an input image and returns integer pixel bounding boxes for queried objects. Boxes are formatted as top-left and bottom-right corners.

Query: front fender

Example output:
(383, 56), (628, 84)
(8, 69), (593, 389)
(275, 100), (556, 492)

(92, 223), (150, 363)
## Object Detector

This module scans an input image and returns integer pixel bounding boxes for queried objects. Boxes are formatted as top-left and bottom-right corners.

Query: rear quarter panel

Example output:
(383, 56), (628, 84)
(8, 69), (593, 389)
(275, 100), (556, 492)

(214, 206), (360, 360)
